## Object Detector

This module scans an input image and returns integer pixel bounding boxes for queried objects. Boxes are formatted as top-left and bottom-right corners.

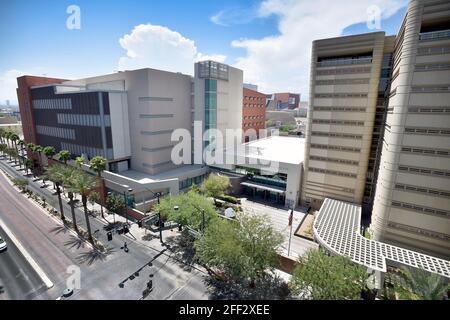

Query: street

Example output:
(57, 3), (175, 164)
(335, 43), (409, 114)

(0, 226), (48, 300)
(0, 159), (209, 300)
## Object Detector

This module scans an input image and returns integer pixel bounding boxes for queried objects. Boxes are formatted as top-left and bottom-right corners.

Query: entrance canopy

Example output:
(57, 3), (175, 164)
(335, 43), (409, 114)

(314, 198), (450, 278)
(241, 181), (286, 194)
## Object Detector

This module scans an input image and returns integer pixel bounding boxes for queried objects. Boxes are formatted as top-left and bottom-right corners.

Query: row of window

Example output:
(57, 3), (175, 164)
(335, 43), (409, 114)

(391, 201), (450, 218)
(309, 155), (359, 166)
(138, 97), (173, 102)
(416, 46), (450, 56)
(315, 66), (371, 76)
(314, 93), (368, 99)
(405, 127), (450, 136)
(243, 115), (264, 120)
(141, 130), (174, 136)
(139, 114), (174, 119)
(315, 78), (370, 86)
(243, 122), (264, 127)
(308, 167), (357, 178)
(33, 98), (72, 110)
(57, 113), (111, 127)
(312, 119), (364, 126)
(395, 183), (450, 198)
(311, 131), (363, 139)
(179, 174), (206, 190)
(243, 103), (264, 108)
(313, 106), (366, 112)
(408, 106), (450, 113)
(60, 142), (112, 159)
(398, 165), (450, 178)
(415, 63), (450, 72)
(387, 222), (449, 241)
(36, 125), (75, 140)
(316, 56), (372, 67)
(244, 96), (264, 101)
(310, 143), (360, 153)
(401, 147), (450, 157)
(411, 86), (450, 93)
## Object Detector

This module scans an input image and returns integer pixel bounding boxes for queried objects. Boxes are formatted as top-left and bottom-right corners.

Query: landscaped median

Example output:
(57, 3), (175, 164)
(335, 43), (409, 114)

(2, 168), (108, 254)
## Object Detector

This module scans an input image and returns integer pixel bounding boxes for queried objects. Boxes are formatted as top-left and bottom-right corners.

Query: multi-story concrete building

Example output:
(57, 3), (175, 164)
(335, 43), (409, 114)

(17, 61), (243, 204)
(302, 0), (450, 258)
(266, 93), (301, 110)
(243, 87), (266, 142)
(302, 32), (391, 209)
(192, 61), (243, 155)
(370, 0), (450, 258)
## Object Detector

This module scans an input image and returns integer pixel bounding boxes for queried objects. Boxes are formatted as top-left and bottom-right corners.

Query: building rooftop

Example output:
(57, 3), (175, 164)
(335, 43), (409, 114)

(241, 136), (305, 165)
(314, 198), (450, 279)
(119, 165), (206, 184)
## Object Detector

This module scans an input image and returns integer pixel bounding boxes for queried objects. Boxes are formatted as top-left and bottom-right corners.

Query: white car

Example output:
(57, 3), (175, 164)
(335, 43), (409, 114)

(0, 236), (6, 251)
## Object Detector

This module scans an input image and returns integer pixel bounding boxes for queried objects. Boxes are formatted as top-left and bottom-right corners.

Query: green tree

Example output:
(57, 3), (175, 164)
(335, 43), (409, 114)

(17, 140), (25, 169)
(89, 156), (107, 177)
(0, 143), (7, 157)
(88, 191), (104, 218)
(70, 171), (98, 242)
(393, 267), (449, 300)
(46, 164), (68, 223)
(12, 177), (29, 192)
(24, 158), (34, 175)
(154, 190), (218, 231)
(201, 174), (231, 202)
(75, 155), (85, 169)
(105, 192), (125, 221)
(43, 146), (56, 161)
(195, 212), (284, 287)
(289, 249), (367, 300)
(58, 150), (71, 165)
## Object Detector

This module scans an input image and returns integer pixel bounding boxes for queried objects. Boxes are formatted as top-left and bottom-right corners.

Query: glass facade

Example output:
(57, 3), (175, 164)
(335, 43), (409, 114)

(204, 79), (217, 147)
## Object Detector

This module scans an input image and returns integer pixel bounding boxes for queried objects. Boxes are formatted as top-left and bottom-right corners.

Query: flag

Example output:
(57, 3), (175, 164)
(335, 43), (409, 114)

(288, 209), (293, 227)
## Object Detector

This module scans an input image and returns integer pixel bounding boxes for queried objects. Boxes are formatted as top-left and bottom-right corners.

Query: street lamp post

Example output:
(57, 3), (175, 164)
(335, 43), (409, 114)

(123, 185), (133, 226)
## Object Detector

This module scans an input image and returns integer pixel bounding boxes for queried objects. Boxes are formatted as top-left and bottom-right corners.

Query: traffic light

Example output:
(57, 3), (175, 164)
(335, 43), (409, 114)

(107, 231), (113, 241)
(147, 280), (153, 289)
(137, 220), (143, 228)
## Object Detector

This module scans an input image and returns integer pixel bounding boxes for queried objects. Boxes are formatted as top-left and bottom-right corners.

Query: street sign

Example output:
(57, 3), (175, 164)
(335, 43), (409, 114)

(142, 213), (159, 228)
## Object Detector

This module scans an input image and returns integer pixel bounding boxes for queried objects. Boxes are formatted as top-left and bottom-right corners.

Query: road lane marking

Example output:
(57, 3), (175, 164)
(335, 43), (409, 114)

(0, 218), (54, 289)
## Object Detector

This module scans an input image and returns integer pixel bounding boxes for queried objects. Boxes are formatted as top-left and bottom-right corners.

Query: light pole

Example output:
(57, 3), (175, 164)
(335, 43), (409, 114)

(174, 205), (205, 233)
(123, 185), (133, 225)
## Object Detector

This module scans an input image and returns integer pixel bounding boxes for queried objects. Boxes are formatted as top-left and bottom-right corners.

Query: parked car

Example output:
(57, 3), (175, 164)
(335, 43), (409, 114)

(0, 236), (6, 251)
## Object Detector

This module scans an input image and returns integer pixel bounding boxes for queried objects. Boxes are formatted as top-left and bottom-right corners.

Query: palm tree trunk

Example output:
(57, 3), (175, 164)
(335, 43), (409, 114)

(100, 204), (104, 219)
(82, 196), (93, 242)
(68, 192), (78, 231)
(56, 184), (66, 222)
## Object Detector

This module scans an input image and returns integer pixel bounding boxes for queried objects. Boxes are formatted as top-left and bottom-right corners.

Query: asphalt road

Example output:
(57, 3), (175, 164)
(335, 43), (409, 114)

(0, 226), (48, 300)
(0, 158), (209, 300)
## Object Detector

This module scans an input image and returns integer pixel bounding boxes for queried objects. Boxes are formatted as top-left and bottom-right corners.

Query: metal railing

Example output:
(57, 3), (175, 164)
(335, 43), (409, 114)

(317, 57), (372, 67)
(419, 29), (450, 41)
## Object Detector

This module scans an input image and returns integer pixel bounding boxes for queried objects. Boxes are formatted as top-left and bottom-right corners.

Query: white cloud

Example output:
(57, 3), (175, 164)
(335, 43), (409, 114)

(118, 24), (226, 75)
(210, 7), (257, 27)
(0, 69), (26, 105)
(232, 0), (408, 98)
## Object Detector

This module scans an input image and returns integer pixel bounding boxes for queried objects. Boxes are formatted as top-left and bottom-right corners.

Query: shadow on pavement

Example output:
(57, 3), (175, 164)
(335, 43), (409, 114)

(64, 234), (87, 250)
(164, 231), (197, 272)
(49, 225), (71, 236)
(76, 246), (115, 266)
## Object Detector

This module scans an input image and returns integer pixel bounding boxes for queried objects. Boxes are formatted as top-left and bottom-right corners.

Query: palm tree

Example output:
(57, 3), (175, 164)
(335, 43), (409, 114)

(18, 140), (25, 169)
(10, 133), (19, 165)
(4, 131), (12, 148)
(394, 267), (449, 300)
(43, 146), (56, 164)
(0, 128), (5, 145)
(89, 156), (107, 177)
(60, 165), (79, 231)
(75, 155), (85, 169)
(58, 150), (71, 165)
(0, 143), (7, 157)
(24, 159), (34, 176)
(70, 171), (98, 242)
(34, 145), (43, 173)
(46, 164), (67, 223)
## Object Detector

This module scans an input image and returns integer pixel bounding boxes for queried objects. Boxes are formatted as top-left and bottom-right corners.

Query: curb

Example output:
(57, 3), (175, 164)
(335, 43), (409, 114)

(0, 218), (54, 289)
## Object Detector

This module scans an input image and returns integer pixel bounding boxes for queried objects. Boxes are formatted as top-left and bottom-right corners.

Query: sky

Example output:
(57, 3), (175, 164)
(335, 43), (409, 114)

(0, 0), (409, 105)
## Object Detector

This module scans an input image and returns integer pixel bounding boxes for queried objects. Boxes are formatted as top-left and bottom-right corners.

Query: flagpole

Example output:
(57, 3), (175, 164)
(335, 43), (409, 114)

(288, 208), (294, 256)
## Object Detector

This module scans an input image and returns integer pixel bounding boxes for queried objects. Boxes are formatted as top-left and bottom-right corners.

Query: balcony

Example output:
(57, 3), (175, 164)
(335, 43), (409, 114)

(419, 29), (450, 41)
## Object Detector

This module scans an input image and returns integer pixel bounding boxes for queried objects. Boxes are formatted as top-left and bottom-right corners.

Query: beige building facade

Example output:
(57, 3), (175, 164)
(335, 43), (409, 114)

(370, 0), (450, 259)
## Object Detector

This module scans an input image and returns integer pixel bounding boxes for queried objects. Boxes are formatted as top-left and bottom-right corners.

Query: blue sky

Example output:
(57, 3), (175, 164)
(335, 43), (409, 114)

(0, 0), (408, 104)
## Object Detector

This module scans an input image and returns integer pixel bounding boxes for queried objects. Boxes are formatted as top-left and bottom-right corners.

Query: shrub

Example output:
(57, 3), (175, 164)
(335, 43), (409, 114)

(217, 194), (240, 204)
